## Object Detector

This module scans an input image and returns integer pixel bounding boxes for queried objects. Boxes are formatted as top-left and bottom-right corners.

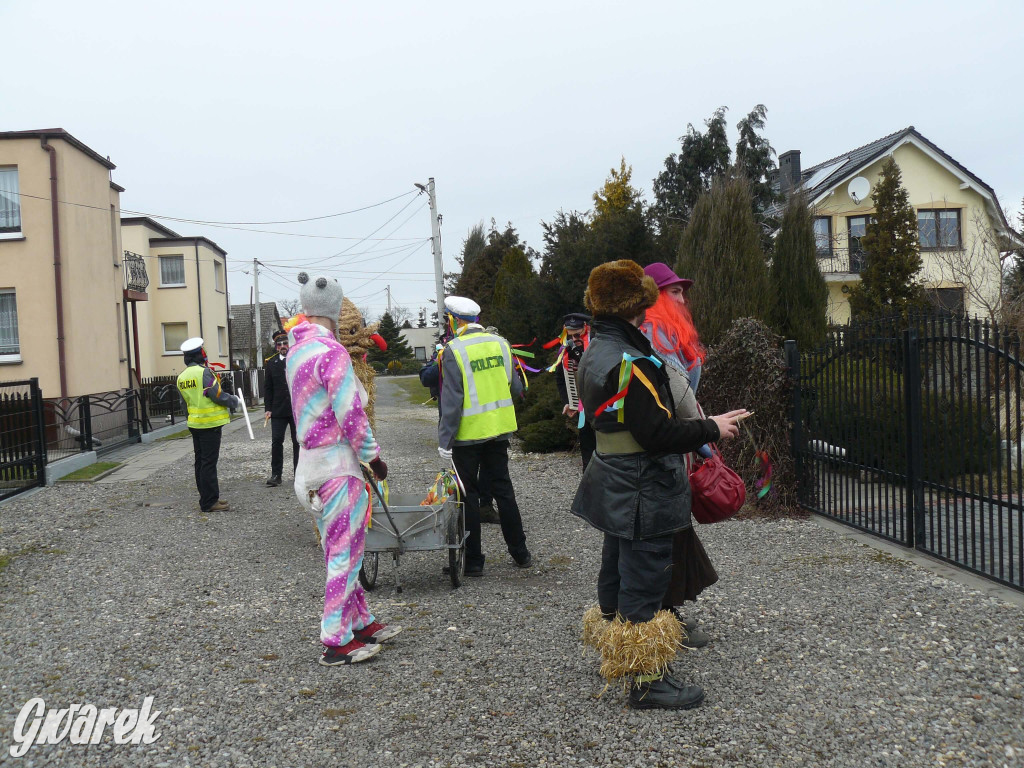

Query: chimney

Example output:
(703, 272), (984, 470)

(779, 150), (802, 198)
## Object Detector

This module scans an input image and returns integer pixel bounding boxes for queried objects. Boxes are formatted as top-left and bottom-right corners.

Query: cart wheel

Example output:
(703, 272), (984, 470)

(448, 513), (465, 589)
(359, 552), (379, 591)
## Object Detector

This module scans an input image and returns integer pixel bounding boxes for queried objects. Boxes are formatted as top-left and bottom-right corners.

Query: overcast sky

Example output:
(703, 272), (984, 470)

(5, 0), (1023, 323)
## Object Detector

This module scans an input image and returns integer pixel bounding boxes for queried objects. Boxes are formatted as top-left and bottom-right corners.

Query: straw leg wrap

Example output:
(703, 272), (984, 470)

(596, 610), (682, 682)
(581, 605), (611, 653)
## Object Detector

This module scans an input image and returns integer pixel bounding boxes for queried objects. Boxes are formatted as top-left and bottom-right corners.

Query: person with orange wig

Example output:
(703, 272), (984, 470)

(639, 262), (717, 649)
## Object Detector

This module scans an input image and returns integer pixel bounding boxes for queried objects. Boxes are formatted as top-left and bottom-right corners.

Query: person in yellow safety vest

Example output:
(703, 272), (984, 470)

(438, 296), (531, 577)
(176, 337), (241, 514)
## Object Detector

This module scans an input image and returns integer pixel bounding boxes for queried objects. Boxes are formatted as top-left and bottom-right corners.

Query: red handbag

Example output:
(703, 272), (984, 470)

(689, 445), (746, 524)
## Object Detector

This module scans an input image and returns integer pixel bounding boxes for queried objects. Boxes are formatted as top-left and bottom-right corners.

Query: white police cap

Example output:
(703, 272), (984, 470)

(443, 296), (481, 319)
(180, 337), (205, 353)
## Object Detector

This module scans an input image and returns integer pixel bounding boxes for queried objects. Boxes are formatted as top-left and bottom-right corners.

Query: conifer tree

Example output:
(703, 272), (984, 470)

(368, 311), (413, 366)
(847, 158), (926, 319)
(676, 176), (771, 345)
(490, 248), (537, 343)
(770, 194), (828, 347)
(734, 104), (779, 216)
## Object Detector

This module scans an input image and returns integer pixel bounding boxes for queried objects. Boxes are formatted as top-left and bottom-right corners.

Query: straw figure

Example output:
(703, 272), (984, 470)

(336, 298), (387, 428)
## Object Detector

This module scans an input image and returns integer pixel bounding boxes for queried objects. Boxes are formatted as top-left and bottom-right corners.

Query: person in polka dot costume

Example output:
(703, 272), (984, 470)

(286, 272), (401, 666)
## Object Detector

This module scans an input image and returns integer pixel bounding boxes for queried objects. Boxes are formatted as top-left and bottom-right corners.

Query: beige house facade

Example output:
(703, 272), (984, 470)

(121, 218), (230, 379)
(0, 129), (128, 398)
(777, 127), (1017, 325)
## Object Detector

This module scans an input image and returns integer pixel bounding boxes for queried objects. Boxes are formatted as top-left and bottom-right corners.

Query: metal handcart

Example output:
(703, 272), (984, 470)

(358, 467), (467, 592)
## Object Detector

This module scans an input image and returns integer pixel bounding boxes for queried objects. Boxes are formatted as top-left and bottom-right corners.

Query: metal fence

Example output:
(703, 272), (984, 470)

(0, 379), (46, 501)
(42, 389), (143, 459)
(139, 367), (265, 432)
(790, 314), (1024, 591)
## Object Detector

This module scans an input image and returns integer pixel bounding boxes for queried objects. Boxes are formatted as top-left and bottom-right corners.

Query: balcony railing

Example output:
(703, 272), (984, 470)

(123, 250), (150, 294)
(817, 247), (865, 276)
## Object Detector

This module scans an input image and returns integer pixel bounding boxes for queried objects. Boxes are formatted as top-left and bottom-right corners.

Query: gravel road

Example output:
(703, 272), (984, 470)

(1, 376), (1022, 767)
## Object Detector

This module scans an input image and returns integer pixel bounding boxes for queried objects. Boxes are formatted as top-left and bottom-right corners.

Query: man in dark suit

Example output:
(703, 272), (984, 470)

(264, 329), (298, 486)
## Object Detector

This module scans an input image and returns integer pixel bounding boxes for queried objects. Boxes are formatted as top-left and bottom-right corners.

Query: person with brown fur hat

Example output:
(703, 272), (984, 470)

(571, 259), (747, 710)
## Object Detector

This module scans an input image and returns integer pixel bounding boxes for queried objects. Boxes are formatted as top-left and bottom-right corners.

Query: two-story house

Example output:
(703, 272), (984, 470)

(776, 126), (1018, 324)
(121, 217), (231, 380)
(0, 129), (128, 398)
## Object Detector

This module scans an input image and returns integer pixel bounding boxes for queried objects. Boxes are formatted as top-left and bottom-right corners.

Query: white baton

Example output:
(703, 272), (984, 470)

(236, 388), (255, 441)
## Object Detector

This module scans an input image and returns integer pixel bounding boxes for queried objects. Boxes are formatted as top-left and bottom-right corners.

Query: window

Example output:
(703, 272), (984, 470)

(0, 168), (21, 236)
(218, 326), (227, 356)
(414, 346), (427, 361)
(918, 209), (961, 250)
(847, 215), (873, 273)
(110, 205), (120, 266)
(214, 260), (225, 292)
(813, 217), (832, 257)
(0, 289), (20, 359)
(928, 287), (965, 315)
(116, 303), (125, 362)
(163, 322), (189, 353)
(159, 254), (186, 287)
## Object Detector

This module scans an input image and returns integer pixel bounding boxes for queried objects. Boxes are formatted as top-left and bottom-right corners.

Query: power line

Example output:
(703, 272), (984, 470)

(7, 189), (426, 241)
(345, 240), (431, 295)
(298, 198), (427, 268)
(124, 189), (417, 225)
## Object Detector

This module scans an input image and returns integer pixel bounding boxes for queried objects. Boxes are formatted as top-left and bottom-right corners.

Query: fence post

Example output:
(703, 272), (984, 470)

(127, 390), (139, 440)
(784, 340), (803, 493)
(81, 395), (93, 452)
(139, 387), (150, 434)
(30, 379), (46, 481)
(903, 328), (925, 548)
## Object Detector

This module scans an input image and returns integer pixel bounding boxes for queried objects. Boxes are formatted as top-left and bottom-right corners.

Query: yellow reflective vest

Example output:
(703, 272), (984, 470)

(445, 330), (518, 441)
(177, 365), (230, 429)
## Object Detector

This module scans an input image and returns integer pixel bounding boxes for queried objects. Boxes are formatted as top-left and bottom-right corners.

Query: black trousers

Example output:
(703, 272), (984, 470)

(478, 467), (493, 506)
(270, 416), (299, 477)
(190, 426), (222, 512)
(452, 440), (528, 569)
(597, 533), (674, 623)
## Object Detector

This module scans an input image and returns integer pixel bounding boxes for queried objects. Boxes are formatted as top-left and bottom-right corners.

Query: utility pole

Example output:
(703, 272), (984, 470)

(253, 258), (263, 370)
(386, 284), (392, 316)
(426, 178), (444, 326)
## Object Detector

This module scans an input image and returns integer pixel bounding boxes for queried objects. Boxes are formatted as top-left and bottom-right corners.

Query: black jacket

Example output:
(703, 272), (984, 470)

(570, 316), (719, 539)
(263, 354), (292, 420)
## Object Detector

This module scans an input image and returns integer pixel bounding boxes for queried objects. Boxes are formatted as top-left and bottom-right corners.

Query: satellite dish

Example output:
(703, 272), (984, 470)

(848, 177), (871, 204)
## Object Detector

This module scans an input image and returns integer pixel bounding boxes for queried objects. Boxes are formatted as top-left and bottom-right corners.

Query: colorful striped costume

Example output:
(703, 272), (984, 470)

(286, 320), (379, 647)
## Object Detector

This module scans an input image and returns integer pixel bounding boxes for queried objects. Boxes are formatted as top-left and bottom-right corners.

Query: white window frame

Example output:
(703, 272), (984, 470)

(214, 259), (225, 293)
(0, 288), (21, 362)
(0, 167), (22, 240)
(159, 254), (186, 288)
(218, 325), (227, 356)
(162, 322), (189, 355)
(414, 346), (427, 361)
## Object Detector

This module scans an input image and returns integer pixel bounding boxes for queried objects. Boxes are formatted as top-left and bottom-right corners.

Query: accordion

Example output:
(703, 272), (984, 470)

(563, 356), (581, 411)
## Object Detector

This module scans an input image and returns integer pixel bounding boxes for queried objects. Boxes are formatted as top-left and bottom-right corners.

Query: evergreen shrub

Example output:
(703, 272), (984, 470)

(515, 372), (575, 452)
(809, 357), (999, 482)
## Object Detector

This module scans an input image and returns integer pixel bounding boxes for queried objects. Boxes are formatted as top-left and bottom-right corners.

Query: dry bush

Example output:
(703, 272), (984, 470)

(698, 317), (802, 518)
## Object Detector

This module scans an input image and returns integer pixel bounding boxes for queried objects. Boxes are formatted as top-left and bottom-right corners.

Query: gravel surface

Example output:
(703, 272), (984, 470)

(1, 376), (1023, 767)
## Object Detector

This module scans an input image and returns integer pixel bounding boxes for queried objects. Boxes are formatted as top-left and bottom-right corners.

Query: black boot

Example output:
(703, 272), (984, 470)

(628, 673), (704, 710)
(266, 474), (282, 487)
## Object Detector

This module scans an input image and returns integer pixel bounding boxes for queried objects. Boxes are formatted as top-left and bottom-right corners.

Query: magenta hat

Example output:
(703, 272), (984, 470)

(643, 262), (694, 291)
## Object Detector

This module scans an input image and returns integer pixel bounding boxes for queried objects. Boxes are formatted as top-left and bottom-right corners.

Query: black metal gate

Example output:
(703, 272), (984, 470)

(0, 378), (46, 501)
(790, 315), (1024, 591)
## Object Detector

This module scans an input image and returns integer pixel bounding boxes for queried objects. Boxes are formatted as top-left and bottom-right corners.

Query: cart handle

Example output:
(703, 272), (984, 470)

(361, 463), (406, 554)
